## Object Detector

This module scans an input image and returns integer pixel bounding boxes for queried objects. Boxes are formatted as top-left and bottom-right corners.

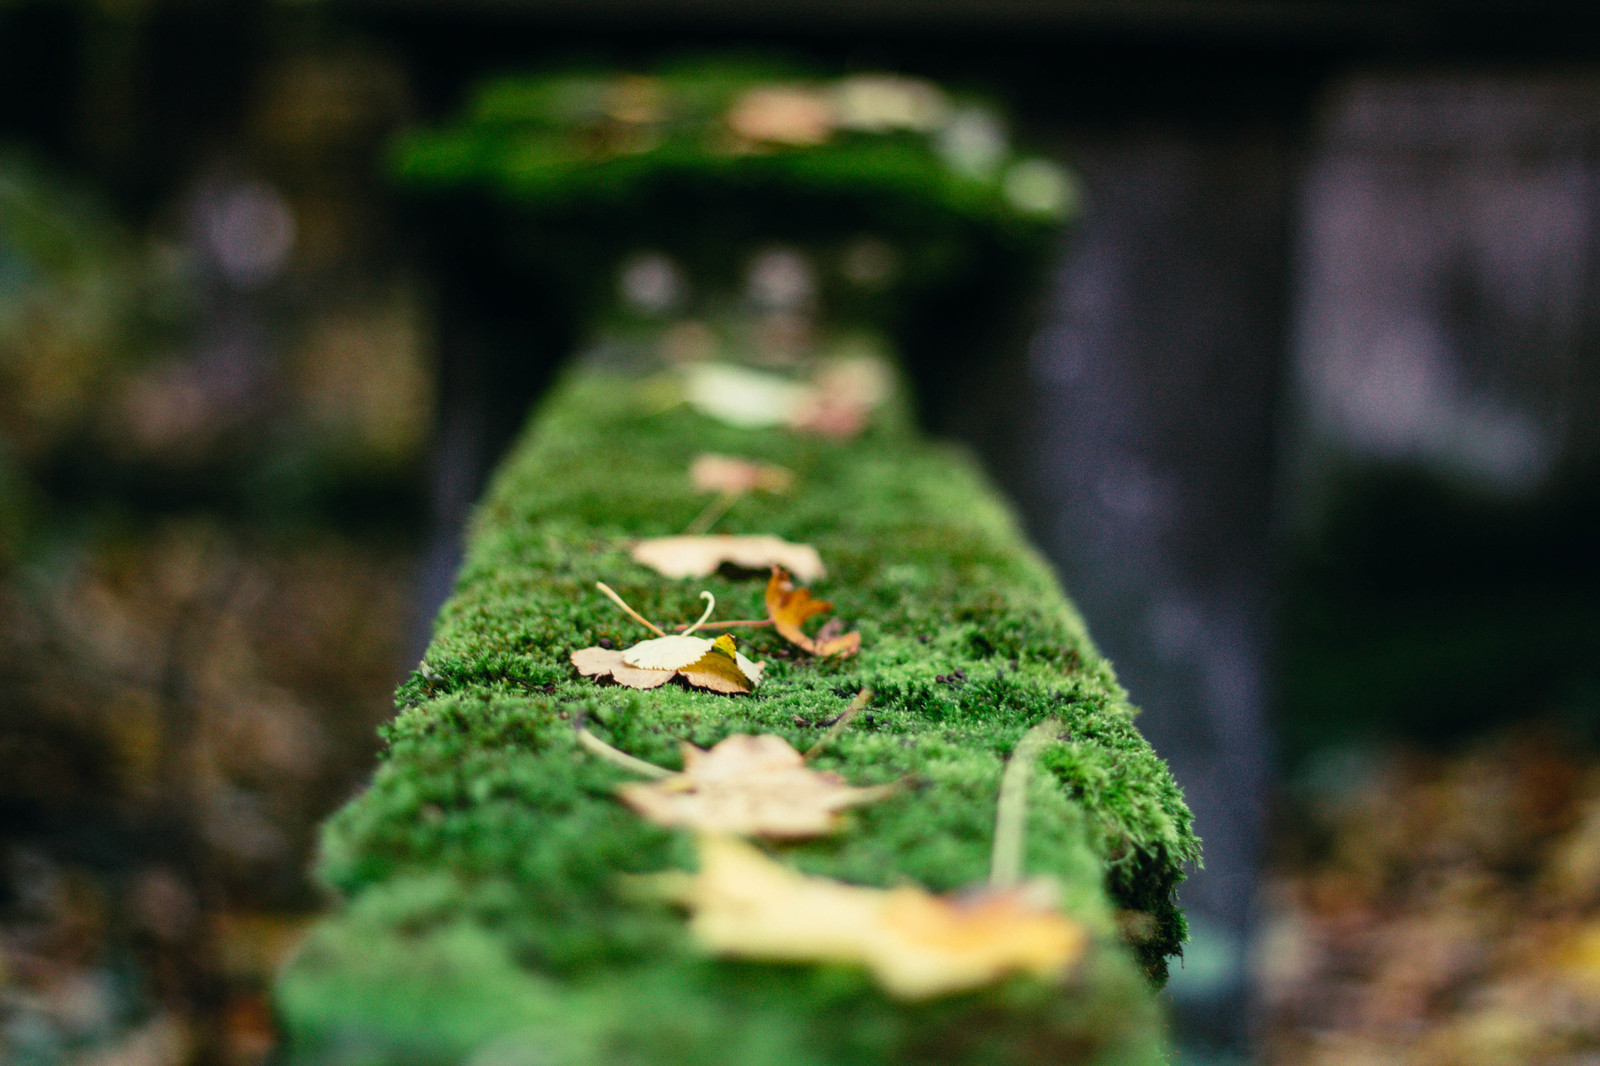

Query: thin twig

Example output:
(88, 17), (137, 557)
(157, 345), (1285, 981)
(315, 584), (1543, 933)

(595, 581), (666, 637)
(803, 688), (873, 760)
(990, 718), (1065, 889)
(683, 488), (743, 536)
(576, 727), (674, 779)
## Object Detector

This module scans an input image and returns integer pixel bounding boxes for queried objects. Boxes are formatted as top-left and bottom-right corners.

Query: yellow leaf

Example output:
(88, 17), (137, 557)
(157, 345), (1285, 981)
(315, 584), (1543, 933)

(674, 836), (1088, 999)
(678, 634), (766, 694)
(619, 734), (890, 837)
(765, 567), (861, 658)
(632, 535), (825, 582)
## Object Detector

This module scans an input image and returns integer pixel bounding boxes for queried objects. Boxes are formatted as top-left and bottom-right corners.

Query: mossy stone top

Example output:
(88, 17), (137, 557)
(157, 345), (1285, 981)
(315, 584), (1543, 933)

(276, 366), (1199, 1066)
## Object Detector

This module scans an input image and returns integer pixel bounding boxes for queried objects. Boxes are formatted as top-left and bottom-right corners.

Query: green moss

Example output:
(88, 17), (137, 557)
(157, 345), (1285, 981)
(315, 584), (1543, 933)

(278, 367), (1198, 1065)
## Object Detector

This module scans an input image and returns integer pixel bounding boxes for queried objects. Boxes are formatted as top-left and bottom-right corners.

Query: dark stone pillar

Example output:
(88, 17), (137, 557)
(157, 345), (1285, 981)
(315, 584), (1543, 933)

(1008, 124), (1291, 1051)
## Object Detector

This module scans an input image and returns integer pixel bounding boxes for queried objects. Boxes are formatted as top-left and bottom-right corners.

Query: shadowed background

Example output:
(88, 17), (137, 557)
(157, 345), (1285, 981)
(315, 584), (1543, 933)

(3, 2), (1598, 1064)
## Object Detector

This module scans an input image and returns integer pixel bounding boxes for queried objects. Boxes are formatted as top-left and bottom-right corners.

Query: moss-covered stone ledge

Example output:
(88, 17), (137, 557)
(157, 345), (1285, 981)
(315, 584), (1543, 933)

(276, 365), (1199, 1066)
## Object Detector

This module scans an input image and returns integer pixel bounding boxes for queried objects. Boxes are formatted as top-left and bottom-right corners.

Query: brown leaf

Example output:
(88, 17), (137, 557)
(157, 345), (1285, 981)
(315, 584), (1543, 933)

(632, 535), (825, 582)
(672, 835), (1088, 999)
(765, 567), (861, 658)
(619, 734), (890, 837)
(569, 646), (675, 689)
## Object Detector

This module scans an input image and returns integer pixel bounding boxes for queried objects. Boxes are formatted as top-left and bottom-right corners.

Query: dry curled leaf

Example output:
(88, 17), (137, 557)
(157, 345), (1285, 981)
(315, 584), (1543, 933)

(571, 645), (675, 690)
(690, 453), (794, 495)
(572, 633), (764, 694)
(670, 835), (1088, 999)
(619, 734), (893, 838)
(765, 567), (860, 658)
(572, 586), (765, 694)
(632, 534), (824, 582)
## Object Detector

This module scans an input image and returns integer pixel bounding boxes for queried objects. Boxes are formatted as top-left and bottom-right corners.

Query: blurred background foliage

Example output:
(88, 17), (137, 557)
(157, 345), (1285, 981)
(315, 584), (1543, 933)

(1, 1), (1599, 1065)
(1, 7), (429, 1063)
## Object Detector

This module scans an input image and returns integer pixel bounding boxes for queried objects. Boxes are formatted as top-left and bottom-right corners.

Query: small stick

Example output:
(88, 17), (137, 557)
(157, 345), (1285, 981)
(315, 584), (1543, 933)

(683, 488), (743, 536)
(990, 718), (1065, 889)
(595, 581), (666, 637)
(576, 727), (674, 780)
(672, 618), (773, 631)
(803, 688), (873, 760)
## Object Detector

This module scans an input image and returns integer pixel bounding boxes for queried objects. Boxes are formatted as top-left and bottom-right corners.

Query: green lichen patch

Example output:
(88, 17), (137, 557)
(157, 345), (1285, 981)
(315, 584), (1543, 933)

(278, 367), (1197, 1065)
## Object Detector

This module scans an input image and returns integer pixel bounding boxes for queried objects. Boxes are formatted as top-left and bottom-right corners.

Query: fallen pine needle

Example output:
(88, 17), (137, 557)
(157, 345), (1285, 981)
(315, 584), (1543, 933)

(576, 727), (674, 780)
(990, 718), (1065, 889)
(804, 688), (873, 761)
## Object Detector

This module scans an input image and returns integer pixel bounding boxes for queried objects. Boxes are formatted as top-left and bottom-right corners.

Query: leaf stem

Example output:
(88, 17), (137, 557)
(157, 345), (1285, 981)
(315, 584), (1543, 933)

(803, 688), (873, 760)
(672, 618), (773, 631)
(681, 591), (716, 636)
(683, 488), (743, 536)
(595, 581), (666, 637)
(576, 727), (674, 779)
(990, 718), (1065, 890)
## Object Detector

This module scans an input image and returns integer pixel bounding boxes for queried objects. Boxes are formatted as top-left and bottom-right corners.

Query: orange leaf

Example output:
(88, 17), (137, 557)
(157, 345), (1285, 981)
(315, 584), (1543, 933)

(765, 567), (861, 658)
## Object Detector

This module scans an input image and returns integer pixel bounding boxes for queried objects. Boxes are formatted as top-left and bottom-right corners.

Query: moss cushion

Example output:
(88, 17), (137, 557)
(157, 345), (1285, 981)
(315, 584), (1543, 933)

(275, 364), (1198, 1066)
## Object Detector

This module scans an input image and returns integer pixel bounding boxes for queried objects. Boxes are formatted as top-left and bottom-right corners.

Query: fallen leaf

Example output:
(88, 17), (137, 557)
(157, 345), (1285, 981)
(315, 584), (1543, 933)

(672, 835), (1088, 999)
(632, 535), (825, 583)
(619, 734), (892, 837)
(680, 363), (812, 429)
(680, 635), (766, 694)
(765, 567), (861, 658)
(571, 646), (675, 689)
(690, 453), (794, 495)
(571, 588), (763, 694)
(790, 355), (893, 439)
(573, 634), (762, 694)
(678, 358), (889, 440)
(831, 75), (950, 133)
(727, 87), (836, 146)
(622, 634), (718, 670)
